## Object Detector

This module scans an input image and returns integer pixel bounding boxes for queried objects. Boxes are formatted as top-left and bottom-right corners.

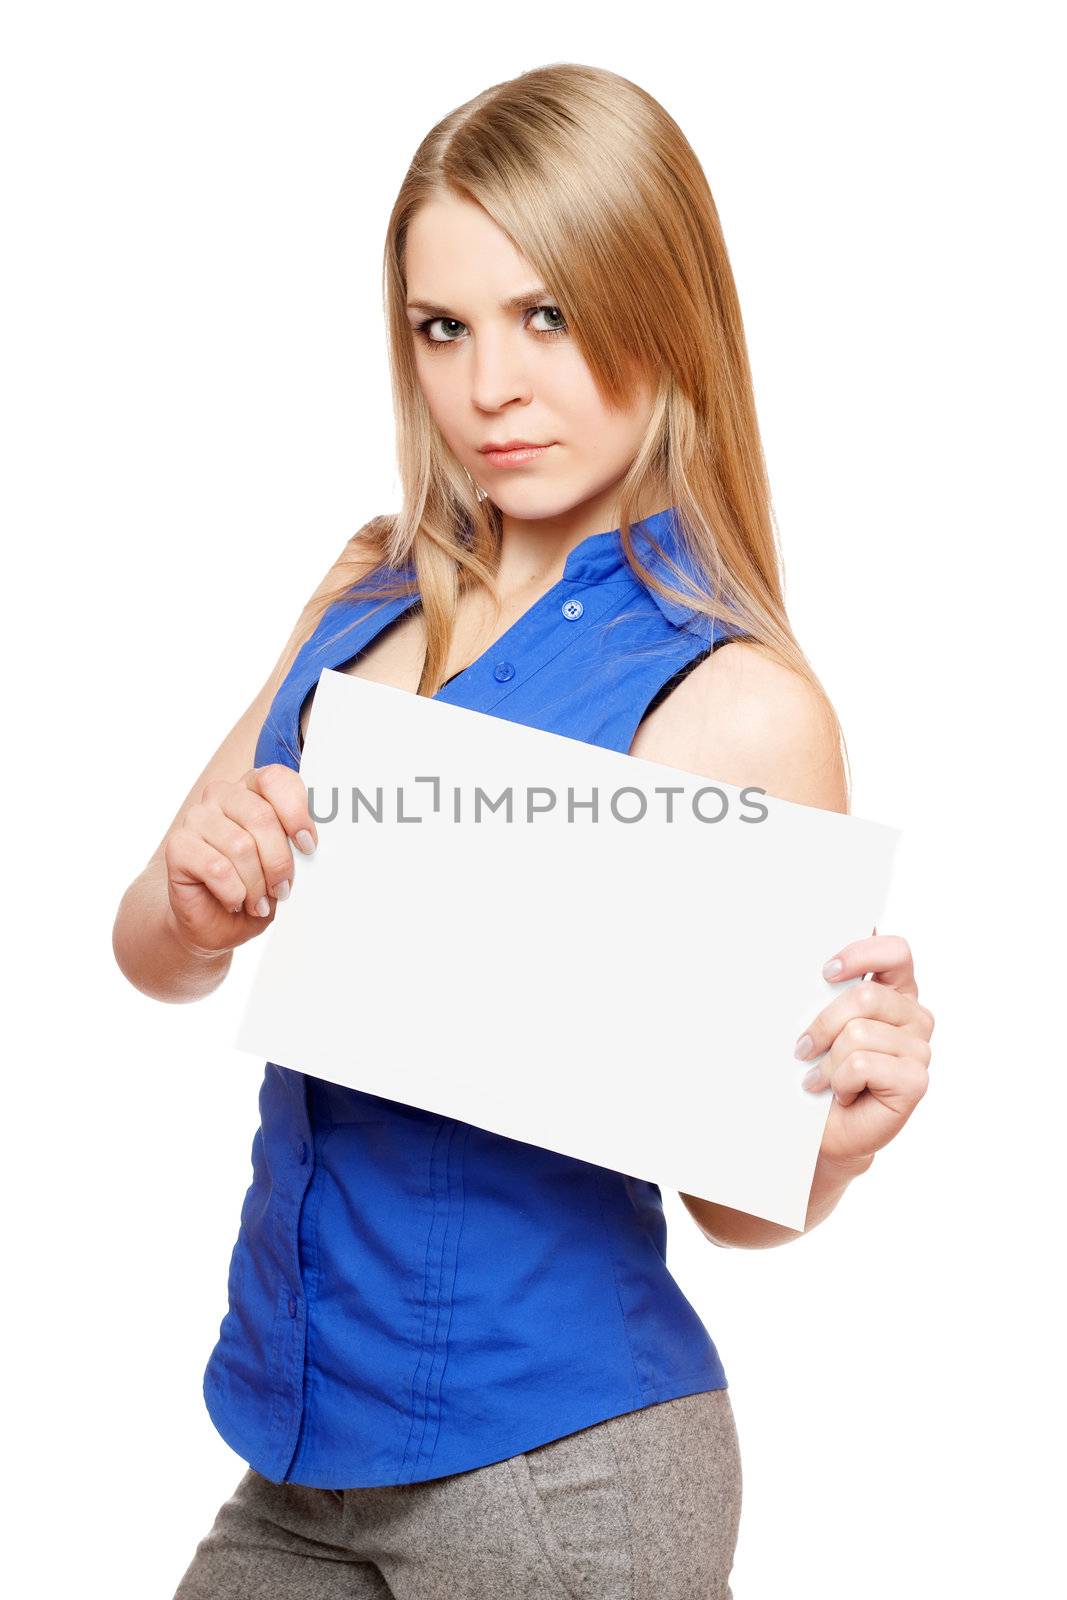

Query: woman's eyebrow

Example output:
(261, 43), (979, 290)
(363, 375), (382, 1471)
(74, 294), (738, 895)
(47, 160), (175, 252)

(405, 287), (551, 316)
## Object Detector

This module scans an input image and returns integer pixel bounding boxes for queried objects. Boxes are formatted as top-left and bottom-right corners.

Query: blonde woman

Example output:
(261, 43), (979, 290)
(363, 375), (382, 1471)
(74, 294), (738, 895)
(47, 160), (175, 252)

(115, 62), (935, 1600)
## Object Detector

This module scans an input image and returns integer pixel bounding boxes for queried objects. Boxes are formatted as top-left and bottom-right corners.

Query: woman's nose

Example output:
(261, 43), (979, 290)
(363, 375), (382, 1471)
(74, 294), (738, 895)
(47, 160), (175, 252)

(468, 330), (533, 411)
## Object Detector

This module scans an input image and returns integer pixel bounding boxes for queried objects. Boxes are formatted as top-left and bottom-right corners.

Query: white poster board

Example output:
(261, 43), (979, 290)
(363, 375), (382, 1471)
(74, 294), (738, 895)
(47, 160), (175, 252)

(235, 668), (900, 1231)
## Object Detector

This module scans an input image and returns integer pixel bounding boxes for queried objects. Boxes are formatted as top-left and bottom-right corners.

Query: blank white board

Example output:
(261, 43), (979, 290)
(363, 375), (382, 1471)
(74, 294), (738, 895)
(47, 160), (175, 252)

(235, 668), (901, 1230)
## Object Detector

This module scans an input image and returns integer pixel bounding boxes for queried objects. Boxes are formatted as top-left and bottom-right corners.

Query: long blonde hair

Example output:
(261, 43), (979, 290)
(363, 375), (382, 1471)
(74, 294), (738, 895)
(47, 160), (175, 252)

(310, 62), (849, 796)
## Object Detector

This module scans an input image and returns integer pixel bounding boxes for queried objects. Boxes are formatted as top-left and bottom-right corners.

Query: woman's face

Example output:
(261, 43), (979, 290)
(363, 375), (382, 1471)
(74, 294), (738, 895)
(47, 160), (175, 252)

(404, 190), (656, 532)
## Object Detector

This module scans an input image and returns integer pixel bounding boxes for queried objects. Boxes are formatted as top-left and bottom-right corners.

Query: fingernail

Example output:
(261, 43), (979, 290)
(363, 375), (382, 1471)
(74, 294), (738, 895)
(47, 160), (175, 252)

(273, 879), (290, 901)
(255, 896), (270, 917)
(794, 1034), (814, 1060)
(295, 830), (316, 855)
(802, 1066), (823, 1090)
(823, 958), (843, 979)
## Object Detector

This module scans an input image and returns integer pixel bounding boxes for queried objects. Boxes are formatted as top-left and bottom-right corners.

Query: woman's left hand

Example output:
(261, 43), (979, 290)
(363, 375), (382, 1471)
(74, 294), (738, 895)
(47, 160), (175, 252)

(794, 932), (935, 1170)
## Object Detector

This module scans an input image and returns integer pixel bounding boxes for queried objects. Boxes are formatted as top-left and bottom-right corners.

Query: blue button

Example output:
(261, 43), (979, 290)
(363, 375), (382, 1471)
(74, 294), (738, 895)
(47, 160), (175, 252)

(562, 598), (584, 620)
(297, 1140), (308, 1164)
(493, 661), (515, 682)
(288, 1295), (298, 1318)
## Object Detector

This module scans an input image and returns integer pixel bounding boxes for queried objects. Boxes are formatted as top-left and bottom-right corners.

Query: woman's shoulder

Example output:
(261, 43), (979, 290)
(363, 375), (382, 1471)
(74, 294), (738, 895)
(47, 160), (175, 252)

(275, 521), (393, 675)
(630, 640), (848, 812)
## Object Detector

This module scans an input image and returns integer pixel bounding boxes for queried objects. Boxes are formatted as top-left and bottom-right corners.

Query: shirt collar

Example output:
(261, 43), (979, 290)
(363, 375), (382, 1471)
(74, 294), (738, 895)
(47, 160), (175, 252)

(563, 505), (713, 635)
(390, 504), (712, 635)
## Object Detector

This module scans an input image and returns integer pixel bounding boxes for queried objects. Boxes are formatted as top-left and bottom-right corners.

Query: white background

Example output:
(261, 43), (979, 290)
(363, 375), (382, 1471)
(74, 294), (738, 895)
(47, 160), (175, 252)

(4, 3), (1063, 1595)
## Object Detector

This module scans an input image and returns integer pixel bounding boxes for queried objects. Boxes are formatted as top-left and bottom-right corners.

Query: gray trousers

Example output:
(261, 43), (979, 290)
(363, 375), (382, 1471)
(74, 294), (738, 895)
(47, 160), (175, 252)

(174, 1389), (742, 1599)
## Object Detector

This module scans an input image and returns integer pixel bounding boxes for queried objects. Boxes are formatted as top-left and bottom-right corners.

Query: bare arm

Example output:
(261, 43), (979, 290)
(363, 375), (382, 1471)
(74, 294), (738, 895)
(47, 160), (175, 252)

(683, 1150), (875, 1249)
(111, 681), (293, 1003)
(112, 533), (381, 1004)
(631, 639), (856, 1248)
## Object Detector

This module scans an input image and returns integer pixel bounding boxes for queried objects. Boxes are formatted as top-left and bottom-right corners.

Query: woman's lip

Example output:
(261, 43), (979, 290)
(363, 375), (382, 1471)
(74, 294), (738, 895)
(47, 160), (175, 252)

(480, 443), (554, 467)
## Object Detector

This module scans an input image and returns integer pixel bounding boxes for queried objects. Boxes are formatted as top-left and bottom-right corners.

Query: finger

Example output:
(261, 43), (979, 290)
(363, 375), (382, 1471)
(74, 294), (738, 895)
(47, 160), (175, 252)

(246, 764), (319, 855)
(804, 1017), (932, 1092)
(794, 980), (929, 1064)
(165, 827), (253, 917)
(215, 783), (296, 901)
(823, 1048), (930, 1114)
(829, 1017), (931, 1073)
(198, 777), (299, 902)
(822, 933), (918, 997)
(187, 809), (271, 914)
(188, 796), (285, 916)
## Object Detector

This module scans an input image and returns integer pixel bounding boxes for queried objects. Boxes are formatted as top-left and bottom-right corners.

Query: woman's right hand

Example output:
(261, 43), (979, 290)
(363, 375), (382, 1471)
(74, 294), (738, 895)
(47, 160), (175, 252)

(163, 765), (319, 957)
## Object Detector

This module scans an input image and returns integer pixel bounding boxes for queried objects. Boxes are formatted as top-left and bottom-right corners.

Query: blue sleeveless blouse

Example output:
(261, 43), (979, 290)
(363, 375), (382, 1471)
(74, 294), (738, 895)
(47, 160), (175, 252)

(202, 506), (742, 1489)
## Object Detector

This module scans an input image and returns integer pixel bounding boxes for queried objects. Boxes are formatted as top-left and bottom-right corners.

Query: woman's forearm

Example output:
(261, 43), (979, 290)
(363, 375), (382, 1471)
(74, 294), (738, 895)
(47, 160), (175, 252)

(112, 864), (233, 1004)
(682, 1149), (875, 1249)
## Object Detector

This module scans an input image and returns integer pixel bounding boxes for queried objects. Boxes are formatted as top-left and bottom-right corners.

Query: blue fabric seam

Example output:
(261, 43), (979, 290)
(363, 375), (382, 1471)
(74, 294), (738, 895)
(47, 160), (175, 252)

(589, 1167), (646, 1400)
(410, 1119), (461, 1477)
(287, 1124), (334, 1482)
(417, 1121), (469, 1476)
(398, 1119), (451, 1477)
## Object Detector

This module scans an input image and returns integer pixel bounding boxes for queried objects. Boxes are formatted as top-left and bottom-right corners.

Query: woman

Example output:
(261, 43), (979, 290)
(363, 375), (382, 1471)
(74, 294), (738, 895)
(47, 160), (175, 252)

(114, 62), (934, 1600)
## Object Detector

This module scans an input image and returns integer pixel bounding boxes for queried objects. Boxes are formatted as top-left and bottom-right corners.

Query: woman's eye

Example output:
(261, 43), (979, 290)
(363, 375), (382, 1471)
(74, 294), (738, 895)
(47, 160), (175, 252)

(529, 305), (567, 334)
(422, 317), (466, 344)
(413, 305), (568, 351)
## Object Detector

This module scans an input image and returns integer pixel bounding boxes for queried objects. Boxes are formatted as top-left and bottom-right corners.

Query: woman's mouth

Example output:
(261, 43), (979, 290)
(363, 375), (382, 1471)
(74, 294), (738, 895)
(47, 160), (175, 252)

(479, 442), (555, 468)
